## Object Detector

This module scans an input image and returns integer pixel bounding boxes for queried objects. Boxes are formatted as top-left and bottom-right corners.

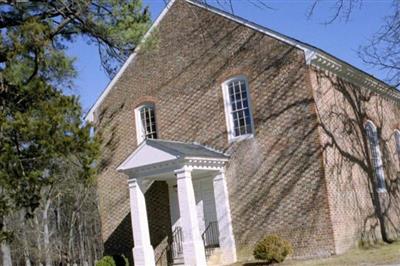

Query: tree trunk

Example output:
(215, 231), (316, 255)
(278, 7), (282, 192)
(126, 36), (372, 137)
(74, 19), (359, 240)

(43, 198), (52, 266)
(78, 212), (85, 265)
(85, 217), (93, 266)
(1, 220), (13, 266)
(68, 211), (77, 264)
(371, 185), (393, 243)
(34, 215), (43, 265)
(1, 241), (12, 266)
(20, 211), (32, 266)
(360, 124), (393, 244)
(56, 196), (63, 264)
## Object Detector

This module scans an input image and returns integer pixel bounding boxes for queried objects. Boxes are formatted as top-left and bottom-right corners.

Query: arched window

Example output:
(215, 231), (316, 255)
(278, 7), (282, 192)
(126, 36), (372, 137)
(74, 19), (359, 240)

(135, 103), (157, 144)
(365, 121), (386, 191)
(221, 76), (254, 142)
(395, 130), (400, 162)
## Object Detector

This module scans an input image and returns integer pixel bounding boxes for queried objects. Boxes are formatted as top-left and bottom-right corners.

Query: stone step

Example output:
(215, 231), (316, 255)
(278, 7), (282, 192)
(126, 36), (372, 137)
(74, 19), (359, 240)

(172, 256), (184, 265)
(206, 248), (223, 266)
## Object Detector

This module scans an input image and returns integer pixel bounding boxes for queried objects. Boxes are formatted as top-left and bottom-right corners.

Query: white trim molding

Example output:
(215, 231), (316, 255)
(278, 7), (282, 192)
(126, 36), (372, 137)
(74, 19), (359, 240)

(309, 54), (400, 104)
(117, 139), (229, 179)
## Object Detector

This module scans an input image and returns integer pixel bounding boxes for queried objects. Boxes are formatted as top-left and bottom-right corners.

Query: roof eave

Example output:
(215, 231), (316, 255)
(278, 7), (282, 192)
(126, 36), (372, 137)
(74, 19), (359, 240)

(84, 0), (179, 122)
(85, 0), (400, 123)
(309, 53), (400, 103)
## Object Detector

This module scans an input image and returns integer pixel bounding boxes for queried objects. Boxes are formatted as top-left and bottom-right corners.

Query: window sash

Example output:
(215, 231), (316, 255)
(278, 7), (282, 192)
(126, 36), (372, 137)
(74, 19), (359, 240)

(227, 79), (253, 137)
(365, 123), (386, 191)
(138, 105), (157, 141)
(395, 131), (400, 161)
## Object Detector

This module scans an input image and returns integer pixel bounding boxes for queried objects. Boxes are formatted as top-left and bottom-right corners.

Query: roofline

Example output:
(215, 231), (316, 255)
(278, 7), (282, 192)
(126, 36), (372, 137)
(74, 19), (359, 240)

(86, 0), (400, 122)
(84, 0), (178, 122)
(186, 0), (315, 53)
(147, 138), (229, 157)
(185, 156), (229, 162)
(187, 0), (400, 102)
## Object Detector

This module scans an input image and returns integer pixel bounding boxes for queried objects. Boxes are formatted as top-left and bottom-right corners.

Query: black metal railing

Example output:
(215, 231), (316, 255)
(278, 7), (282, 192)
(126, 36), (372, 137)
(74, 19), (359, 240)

(156, 223), (220, 265)
(155, 227), (183, 266)
(170, 226), (184, 260)
(202, 221), (220, 254)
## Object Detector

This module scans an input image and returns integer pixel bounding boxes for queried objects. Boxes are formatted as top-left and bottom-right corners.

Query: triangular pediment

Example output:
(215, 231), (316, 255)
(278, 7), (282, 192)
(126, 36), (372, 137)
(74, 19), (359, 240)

(117, 141), (178, 171)
(117, 139), (228, 174)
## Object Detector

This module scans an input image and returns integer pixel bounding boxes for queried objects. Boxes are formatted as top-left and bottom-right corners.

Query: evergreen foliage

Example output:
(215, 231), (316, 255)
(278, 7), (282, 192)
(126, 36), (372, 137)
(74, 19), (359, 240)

(0, 0), (150, 247)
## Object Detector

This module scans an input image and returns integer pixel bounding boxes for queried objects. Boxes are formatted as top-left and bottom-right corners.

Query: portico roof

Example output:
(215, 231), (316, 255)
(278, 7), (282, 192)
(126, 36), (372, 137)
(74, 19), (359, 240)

(117, 139), (229, 178)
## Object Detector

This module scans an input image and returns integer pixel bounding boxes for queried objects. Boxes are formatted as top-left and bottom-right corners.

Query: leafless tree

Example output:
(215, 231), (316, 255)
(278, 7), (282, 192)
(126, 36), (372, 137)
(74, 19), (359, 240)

(3, 158), (103, 266)
(359, 1), (400, 88)
(308, 0), (400, 89)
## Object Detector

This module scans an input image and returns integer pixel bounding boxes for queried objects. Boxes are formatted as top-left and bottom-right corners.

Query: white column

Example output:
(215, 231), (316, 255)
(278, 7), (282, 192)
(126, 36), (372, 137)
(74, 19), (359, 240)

(213, 170), (237, 264)
(175, 167), (207, 266)
(128, 178), (156, 266)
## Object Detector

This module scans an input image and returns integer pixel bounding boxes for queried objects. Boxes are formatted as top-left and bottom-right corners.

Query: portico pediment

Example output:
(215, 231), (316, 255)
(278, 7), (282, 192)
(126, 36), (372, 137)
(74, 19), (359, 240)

(118, 141), (177, 171)
(117, 139), (229, 179)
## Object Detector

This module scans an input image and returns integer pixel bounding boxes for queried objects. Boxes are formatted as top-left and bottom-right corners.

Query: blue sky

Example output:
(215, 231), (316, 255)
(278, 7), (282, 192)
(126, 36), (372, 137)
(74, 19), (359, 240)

(66, 0), (393, 114)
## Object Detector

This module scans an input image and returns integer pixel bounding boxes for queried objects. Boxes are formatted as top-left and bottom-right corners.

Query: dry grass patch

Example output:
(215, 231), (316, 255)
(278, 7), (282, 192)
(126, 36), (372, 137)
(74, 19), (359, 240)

(231, 241), (400, 266)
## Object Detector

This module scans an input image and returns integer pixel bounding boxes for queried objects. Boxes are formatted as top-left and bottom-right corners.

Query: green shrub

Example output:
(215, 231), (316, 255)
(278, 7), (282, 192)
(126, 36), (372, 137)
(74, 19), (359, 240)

(253, 235), (293, 263)
(96, 255), (129, 266)
(96, 256), (115, 266)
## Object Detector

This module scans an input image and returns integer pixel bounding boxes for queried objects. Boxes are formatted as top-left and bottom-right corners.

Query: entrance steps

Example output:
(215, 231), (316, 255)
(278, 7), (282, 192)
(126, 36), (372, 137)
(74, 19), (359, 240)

(206, 248), (222, 266)
(171, 256), (184, 265)
(171, 248), (222, 266)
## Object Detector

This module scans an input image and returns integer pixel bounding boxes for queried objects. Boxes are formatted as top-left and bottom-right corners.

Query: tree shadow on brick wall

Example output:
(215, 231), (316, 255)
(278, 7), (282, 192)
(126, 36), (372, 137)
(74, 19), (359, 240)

(313, 69), (400, 246)
(98, 2), (399, 261)
(166, 32), (336, 256)
(104, 213), (134, 265)
(202, 38), (400, 256)
(213, 48), (336, 256)
(104, 181), (172, 266)
(98, 10), (311, 262)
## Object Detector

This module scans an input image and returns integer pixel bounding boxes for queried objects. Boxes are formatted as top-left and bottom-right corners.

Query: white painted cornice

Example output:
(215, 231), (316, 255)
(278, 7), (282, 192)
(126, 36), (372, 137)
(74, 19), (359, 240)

(119, 157), (226, 180)
(309, 53), (400, 103)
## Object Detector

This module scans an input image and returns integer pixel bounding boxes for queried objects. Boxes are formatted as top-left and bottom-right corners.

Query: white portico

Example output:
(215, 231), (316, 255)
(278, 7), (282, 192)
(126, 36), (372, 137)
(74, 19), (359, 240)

(117, 139), (237, 266)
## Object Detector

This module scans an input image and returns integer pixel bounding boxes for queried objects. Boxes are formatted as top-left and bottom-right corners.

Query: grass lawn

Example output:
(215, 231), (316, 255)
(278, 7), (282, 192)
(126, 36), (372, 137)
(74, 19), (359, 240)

(231, 242), (400, 266)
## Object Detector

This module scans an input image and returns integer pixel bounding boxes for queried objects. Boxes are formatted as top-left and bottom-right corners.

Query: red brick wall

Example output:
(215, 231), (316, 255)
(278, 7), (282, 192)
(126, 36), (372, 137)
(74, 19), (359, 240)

(309, 67), (400, 254)
(94, 0), (337, 260)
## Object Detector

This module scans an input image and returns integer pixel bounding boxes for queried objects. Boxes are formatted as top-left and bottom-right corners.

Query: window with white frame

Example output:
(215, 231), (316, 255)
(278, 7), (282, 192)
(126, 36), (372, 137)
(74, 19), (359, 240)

(135, 103), (157, 144)
(365, 121), (386, 191)
(395, 130), (400, 162)
(222, 76), (254, 141)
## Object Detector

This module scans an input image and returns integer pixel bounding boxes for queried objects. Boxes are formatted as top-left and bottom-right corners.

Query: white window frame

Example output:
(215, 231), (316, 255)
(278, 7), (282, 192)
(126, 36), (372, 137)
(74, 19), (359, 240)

(395, 130), (400, 163)
(365, 120), (386, 192)
(134, 103), (158, 144)
(221, 75), (255, 143)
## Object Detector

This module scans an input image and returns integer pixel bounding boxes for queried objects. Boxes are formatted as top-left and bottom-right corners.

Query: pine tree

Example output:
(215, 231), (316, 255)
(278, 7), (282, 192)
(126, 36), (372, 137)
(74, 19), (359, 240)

(0, 0), (150, 247)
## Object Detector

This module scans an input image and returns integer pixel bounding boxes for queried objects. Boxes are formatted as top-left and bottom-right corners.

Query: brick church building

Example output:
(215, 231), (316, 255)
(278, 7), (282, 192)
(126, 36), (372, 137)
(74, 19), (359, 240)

(85, 0), (400, 265)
